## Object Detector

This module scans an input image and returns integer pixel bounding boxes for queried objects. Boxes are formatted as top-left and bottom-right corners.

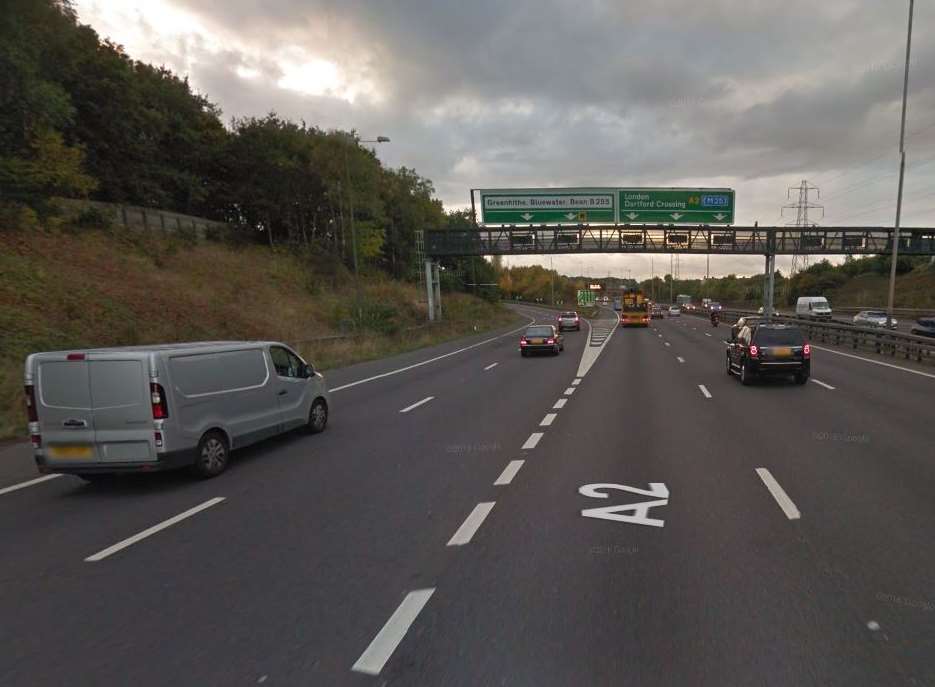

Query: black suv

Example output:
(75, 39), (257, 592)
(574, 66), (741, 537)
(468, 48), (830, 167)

(726, 323), (810, 385)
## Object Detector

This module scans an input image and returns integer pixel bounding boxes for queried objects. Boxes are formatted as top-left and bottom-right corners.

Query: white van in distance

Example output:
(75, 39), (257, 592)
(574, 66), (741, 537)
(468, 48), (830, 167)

(24, 341), (330, 480)
(795, 296), (833, 321)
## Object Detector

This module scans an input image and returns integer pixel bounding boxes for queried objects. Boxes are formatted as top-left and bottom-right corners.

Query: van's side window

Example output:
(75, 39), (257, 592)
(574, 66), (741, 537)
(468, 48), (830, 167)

(270, 346), (304, 378)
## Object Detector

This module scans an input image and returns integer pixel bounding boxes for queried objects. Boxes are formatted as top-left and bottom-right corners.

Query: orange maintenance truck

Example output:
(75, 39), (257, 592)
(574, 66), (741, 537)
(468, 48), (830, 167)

(619, 288), (650, 327)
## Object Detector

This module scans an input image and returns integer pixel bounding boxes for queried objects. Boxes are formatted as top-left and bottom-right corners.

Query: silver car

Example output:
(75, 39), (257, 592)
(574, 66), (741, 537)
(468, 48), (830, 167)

(557, 311), (581, 331)
(24, 341), (330, 480)
(853, 310), (897, 329)
(668, 306), (681, 317)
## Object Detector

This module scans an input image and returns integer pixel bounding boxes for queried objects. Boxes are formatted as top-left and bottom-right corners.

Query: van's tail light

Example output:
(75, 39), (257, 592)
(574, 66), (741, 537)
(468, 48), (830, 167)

(24, 385), (38, 423)
(150, 383), (168, 419)
(31, 434), (42, 449)
(547, 338), (555, 344)
(154, 431), (164, 448)
(749, 344), (760, 358)
(520, 338), (527, 346)
(803, 343), (811, 359)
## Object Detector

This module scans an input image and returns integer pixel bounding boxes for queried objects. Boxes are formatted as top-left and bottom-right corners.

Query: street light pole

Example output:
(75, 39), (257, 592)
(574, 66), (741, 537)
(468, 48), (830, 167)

(887, 0), (914, 329)
(343, 134), (390, 323)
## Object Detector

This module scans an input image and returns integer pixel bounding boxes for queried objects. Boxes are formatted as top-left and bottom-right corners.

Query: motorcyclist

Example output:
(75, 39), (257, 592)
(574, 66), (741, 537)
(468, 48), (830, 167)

(710, 310), (720, 326)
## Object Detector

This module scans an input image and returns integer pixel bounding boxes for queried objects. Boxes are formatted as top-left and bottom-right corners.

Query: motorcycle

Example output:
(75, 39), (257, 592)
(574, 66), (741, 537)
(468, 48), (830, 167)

(710, 312), (720, 327)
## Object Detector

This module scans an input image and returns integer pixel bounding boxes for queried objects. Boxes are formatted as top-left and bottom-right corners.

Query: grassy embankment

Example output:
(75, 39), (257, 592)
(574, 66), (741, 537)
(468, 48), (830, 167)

(0, 226), (520, 439)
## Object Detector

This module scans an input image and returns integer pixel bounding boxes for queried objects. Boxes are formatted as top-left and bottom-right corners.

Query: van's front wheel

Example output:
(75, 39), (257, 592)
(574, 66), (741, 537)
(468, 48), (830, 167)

(193, 431), (229, 478)
(308, 398), (328, 434)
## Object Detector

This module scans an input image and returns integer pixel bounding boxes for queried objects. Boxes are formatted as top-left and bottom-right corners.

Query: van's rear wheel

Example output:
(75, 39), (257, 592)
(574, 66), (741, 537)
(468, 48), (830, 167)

(193, 431), (229, 478)
(308, 398), (328, 433)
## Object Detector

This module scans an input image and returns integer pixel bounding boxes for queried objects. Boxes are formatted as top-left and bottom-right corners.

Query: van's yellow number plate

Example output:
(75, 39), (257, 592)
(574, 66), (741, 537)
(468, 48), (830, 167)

(49, 445), (92, 459)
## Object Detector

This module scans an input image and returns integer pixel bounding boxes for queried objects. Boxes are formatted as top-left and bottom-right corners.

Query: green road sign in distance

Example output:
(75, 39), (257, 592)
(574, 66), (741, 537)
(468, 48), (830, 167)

(480, 188), (615, 224)
(618, 188), (734, 224)
(577, 289), (596, 306)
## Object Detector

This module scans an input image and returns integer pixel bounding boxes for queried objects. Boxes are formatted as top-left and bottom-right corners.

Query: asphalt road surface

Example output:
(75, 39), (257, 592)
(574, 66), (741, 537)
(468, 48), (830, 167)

(2, 305), (933, 686)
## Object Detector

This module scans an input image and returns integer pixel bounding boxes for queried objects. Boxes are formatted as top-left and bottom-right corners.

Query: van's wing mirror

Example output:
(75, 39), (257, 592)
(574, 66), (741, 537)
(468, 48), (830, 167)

(303, 363), (315, 378)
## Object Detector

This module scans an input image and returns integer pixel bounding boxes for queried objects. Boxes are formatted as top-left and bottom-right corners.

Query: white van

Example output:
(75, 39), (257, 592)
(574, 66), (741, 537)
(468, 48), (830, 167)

(24, 341), (330, 480)
(795, 296), (833, 320)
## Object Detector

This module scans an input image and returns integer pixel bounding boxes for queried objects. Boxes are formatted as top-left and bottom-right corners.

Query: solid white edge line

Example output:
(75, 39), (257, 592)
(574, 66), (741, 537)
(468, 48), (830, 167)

(522, 432), (543, 449)
(330, 316), (535, 392)
(755, 468), (801, 520)
(483, 362), (499, 371)
(564, 387), (575, 395)
(399, 396), (435, 413)
(0, 473), (62, 497)
(811, 345), (935, 380)
(553, 398), (567, 409)
(85, 497), (226, 562)
(540, 413), (557, 426)
(447, 502), (496, 546)
(811, 378), (836, 390)
(351, 588), (436, 675)
(698, 384), (712, 398)
(494, 460), (525, 486)
(677, 356), (685, 363)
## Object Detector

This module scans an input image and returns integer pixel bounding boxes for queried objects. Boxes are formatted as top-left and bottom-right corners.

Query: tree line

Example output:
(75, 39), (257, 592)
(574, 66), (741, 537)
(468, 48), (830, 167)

(0, 0), (453, 279)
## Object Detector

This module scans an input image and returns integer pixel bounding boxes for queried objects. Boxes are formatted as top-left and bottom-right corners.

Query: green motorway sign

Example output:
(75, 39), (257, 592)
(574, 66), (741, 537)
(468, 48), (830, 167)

(618, 188), (734, 225)
(577, 289), (596, 306)
(478, 187), (734, 225)
(480, 188), (615, 224)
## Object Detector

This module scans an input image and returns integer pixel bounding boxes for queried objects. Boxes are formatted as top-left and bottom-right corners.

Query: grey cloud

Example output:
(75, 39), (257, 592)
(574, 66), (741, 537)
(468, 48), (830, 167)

(74, 0), (935, 277)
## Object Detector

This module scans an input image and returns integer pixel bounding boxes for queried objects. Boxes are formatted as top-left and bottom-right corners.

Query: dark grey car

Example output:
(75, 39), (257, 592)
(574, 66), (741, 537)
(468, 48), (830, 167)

(520, 325), (564, 356)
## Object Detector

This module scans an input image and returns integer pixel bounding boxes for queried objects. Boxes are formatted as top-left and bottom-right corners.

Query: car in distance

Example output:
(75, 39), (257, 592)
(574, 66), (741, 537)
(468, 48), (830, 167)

(853, 310), (898, 329)
(24, 341), (330, 480)
(651, 305), (664, 319)
(668, 306), (681, 317)
(911, 317), (935, 338)
(557, 311), (581, 331)
(726, 323), (810, 385)
(796, 296), (832, 320)
(520, 325), (564, 356)
(707, 301), (723, 312)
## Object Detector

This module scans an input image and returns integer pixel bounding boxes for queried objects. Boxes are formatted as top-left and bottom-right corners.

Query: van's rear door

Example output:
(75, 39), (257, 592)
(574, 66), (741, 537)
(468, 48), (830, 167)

(88, 354), (155, 463)
(36, 355), (97, 463)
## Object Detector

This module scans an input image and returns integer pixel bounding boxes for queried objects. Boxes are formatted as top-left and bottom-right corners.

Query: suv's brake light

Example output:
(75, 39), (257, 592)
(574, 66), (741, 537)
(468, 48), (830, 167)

(150, 382), (169, 419)
(24, 385), (38, 423)
(749, 344), (759, 358)
(803, 343), (811, 358)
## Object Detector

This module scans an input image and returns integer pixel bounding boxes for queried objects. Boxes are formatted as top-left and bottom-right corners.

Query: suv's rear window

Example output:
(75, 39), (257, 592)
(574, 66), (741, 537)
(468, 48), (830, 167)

(561, 312), (577, 317)
(525, 326), (553, 337)
(755, 328), (805, 345)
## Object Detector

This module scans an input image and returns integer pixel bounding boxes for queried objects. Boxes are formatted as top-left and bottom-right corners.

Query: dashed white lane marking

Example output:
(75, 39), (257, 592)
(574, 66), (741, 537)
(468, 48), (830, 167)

(85, 497), (226, 562)
(351, 588), (435, 675)
(564, 387), (576, 396)
(494, 460), (525, 486)
(657, 334), (663, 338)
(705, 333), (712, 337)
(0, 473), (62, 497)
(811, 379), (836, 390)
(811, 345), (935, 380)
(483, 362), (499, 371)
(572, 378), (582, 386)
(447, 502), (496, 546)
(553, 398), (568, 409)
(330, 317), (535, 392)
(399, 396), (435, 413)
(677, 356), (685, 363)
(664, 342), (671, 347)
(522, 432), (543, 449)
(698, 384), (712, 398)
(755, 468), (801, 520)
(540, 413), (557, 427)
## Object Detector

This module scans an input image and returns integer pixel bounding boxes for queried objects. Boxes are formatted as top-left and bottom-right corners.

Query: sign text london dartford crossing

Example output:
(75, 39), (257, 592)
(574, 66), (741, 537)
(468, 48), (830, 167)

(478, 188), (734, 225)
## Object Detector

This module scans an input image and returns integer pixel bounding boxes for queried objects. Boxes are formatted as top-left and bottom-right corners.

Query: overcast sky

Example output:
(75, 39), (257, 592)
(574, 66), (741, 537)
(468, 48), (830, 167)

(73, 0), (935, 280)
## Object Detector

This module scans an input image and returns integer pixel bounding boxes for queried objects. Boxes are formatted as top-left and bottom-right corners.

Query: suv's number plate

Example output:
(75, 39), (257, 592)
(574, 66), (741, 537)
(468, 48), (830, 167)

(49, 445), (93, 459)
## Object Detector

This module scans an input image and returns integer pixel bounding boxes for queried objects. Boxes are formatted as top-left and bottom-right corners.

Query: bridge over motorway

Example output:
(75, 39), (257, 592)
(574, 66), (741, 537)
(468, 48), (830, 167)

(420, 225), (935, 320)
